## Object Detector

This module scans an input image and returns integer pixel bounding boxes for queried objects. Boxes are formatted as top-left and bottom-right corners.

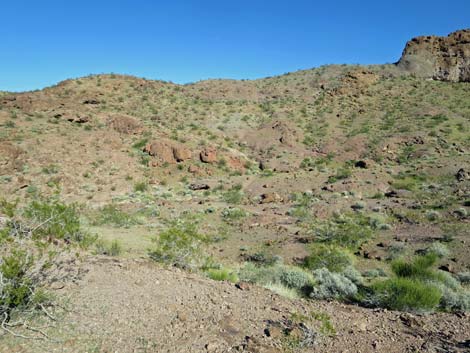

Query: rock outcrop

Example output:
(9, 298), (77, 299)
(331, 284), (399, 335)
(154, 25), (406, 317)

(144, 140), (192, 164)
(397, 29), (470, 82)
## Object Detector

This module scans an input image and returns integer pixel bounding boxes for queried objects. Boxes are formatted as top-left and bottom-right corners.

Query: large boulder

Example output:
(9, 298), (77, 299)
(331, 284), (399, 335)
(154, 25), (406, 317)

(200, 146), (217, 163)
(397, 29), (470, 82)
(173, 145), (192, 162)
(144, 141), (175, 164)
(143, 140), (192, 164)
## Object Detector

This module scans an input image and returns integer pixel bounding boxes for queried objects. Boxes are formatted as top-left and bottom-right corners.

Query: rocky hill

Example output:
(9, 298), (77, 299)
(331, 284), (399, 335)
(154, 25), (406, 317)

(0, 30), (469, 353)
(398, 29), (470, 82)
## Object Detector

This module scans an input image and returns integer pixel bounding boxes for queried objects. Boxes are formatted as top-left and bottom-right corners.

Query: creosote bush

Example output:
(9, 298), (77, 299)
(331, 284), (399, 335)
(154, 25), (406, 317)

(149, 219), (208, 270)
(0, 249), (50, 320)
(3, 198), (96, 248)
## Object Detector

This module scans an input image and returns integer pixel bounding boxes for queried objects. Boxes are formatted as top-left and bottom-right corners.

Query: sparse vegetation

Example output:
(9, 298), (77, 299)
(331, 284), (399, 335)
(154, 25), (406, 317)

(149, 219), (209, 270)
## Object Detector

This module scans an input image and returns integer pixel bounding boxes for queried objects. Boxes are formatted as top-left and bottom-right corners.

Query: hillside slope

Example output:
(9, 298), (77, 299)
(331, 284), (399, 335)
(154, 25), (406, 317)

(0, 29), (469, 353)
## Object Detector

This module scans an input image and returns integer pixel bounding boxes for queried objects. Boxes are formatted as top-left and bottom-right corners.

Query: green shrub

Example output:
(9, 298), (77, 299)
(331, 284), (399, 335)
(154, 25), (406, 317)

(0, 249), (42, 317)
(221, 207), (248, 222)
(373, 253), (470, 312)
(372, 278), (441, 312)
(222, 185), (244, 204)
(134, 181), (148, 193)
(391, 253), (437, 280)
(0, 198), (18, 217)
(149, 221), (208, 270)
(95, 239), (122, 256)
(303, 245), (353, 273)
(132, 138), (148, 150)
(24, 199), (94, 246)
(328, 167), (352, 183)
(308, 214), (374, 250)
(92, 204), (141, 228)
(206, 267), (238, 283)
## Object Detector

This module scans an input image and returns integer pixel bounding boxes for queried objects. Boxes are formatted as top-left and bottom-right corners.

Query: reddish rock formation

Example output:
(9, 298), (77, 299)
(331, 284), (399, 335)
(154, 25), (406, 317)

(144, 141), (176, 164)
(144, 140), (192, 164)
(397, 29), (470, 82)
(200, 146), (217, 163)
(172, 146), (192, 162)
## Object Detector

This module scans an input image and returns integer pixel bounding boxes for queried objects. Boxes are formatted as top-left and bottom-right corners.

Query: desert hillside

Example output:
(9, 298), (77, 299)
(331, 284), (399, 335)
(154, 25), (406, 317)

(0, 29), (469, 353)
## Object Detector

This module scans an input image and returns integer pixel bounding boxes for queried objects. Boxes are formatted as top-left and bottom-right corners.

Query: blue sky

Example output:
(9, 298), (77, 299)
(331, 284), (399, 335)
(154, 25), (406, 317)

(1, 0), (468, 91)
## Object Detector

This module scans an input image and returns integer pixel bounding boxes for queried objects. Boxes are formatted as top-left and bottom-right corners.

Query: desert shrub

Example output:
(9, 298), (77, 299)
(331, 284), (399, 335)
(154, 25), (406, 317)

(391, 176), (421, 191)
(434, 271), (460, 291)
(371, 278), (442, 312)
(310, 311), (336, 336)
(92, 204), (141, 228)
(310, 268), (357, 300)
(342, 266), (363, 285)
(264, 282), (300, 300)
(241, 252), (282, 266)
(0, 198), (18, 217)
(132, 138), (148, 150)
(426, 210), (440, 222)
(206, 267), (238, 283)
(391, 253), (438, 280)
(373, 254), (469, 312)
(362, 268), (387, 278)
(149, 220), (208, 270)
(23, 199), (95, 246)
(0, 250), (33, 311)
(288, 192), (315, 220)
(95, 239), (122, 256)
(133, 181), (148, 192)
(437, 285), (470, 312)
(425, 242), (449, 258)
(222, 184), (244, 204)
(221, 207), (248, 222)
(308, 214), (374, 250)
(457, 272), (470, 285)
(386, 242), (407, 260)
(0, 249), (49, 320)
(328, 167), (351, 183)
(279, 266), (314, 290)
(303, 244), (353, 273)
(238, 263), (283, 285)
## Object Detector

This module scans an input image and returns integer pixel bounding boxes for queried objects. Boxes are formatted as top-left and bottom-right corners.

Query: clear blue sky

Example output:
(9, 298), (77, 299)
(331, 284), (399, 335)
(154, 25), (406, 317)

(1, 0), (469, 91)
